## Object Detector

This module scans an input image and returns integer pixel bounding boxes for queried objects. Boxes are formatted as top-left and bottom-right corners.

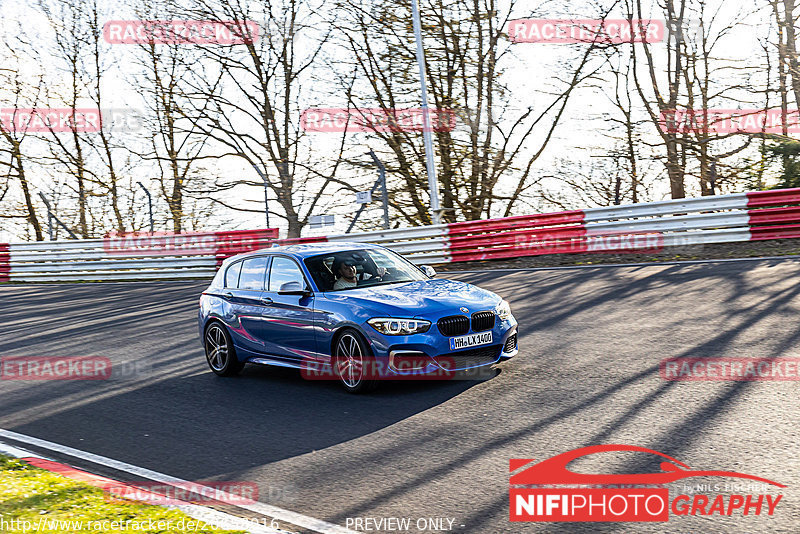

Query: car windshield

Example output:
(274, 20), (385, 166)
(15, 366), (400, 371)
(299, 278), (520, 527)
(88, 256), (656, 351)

(304, 248), (428, 291)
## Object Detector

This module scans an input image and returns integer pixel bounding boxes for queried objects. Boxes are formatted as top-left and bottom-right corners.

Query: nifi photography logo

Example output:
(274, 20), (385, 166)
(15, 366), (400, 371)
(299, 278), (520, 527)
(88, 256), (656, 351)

(509, 445), (785, 523)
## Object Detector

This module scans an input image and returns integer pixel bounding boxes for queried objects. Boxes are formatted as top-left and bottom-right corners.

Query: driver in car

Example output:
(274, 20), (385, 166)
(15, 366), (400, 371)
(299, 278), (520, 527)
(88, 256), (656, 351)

(332, 257), (386, 290)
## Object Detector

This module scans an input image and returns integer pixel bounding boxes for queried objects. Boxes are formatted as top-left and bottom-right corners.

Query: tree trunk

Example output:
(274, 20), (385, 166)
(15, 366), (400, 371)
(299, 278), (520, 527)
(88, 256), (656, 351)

(12, 141), (43, 241)
(665, 139), (686, 198)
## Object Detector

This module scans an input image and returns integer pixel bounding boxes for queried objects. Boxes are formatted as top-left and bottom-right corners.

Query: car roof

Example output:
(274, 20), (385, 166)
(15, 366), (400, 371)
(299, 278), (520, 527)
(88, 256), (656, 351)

(224, 241), (386, 263)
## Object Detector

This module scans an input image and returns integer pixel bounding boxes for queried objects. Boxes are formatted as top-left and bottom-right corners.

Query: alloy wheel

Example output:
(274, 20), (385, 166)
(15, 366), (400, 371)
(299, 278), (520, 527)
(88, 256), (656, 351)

(205, 324), (229, 372)
(336, 333), (364, 388)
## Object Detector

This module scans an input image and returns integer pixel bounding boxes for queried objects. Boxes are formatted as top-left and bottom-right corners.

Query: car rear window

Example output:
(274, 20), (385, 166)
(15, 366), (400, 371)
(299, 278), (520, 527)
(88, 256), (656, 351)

(238, 257), (268, 290)
(225, 261), (242, 288)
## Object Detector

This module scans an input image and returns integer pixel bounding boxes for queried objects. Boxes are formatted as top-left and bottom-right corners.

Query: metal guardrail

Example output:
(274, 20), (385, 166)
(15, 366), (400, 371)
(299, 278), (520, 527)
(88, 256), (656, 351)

(3, 188), (800, 282)
(1, 229), (278, 282)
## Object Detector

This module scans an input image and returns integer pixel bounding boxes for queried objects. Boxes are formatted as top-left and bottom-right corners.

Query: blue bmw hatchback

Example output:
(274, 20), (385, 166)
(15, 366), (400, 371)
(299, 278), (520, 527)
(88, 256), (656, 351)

(198, 242), (517, 392)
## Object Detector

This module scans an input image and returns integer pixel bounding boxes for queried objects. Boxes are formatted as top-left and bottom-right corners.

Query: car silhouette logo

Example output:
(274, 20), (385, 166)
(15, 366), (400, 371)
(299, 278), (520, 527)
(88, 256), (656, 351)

(460, 307), (469, 314)
(510, 444), (785, 487)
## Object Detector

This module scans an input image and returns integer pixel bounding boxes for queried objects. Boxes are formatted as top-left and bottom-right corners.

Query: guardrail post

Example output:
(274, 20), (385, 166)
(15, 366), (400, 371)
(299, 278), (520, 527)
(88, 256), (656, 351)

(347, 151), (390, 233)
(136, 182), (155, 233)
(368, 149), (390, 230)
(38, 192), (78, 240)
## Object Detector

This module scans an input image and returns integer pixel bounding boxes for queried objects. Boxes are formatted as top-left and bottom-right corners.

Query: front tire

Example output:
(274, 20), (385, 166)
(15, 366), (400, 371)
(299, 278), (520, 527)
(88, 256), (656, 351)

(333, 330), (377, 393)
(204, 322), (244, 376)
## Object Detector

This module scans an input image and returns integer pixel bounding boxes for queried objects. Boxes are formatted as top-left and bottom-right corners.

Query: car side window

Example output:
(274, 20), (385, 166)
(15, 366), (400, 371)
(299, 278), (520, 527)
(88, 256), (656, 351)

(268, 257), (306, 292)
(372, 252), (393, 269)
(225, 261), (243, 288)
(238, 257), (269, 291)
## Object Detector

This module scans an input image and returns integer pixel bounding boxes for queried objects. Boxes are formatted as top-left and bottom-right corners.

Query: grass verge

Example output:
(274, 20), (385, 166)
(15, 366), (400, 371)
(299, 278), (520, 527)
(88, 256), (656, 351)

(0, 455), (245, 533)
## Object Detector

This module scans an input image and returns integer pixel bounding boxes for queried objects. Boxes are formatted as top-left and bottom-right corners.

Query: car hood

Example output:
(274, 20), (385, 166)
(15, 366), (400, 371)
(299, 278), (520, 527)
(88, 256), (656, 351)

(324, 278), (501, 317)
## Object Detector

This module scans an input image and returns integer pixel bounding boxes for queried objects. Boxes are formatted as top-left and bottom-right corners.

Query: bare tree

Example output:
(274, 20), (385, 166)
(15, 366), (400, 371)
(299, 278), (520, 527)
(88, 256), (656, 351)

(84, 0), (127, 232)
(573, 47), (650, 206)
(0, 32), (45, 240)
(629, 0), (690, 198)
(610, 55), (644, 204)
(126, 0), (227, 234)
(680, 0), (755, 195)
(624, 0), (760, 197)
(772, 0), (800, 108)
(334, 0), (609, 224)
(181, 0), (347, 238)
(34, 0), (92, 236)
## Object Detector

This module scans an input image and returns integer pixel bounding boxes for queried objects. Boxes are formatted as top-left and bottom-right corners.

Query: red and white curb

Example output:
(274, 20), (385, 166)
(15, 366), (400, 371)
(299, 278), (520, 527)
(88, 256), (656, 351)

(0, 428), (357, 534)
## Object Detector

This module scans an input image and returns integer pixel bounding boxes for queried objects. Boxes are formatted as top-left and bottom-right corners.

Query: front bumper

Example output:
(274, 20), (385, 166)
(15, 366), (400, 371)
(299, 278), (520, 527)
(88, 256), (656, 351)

(363, 315), (518, 376)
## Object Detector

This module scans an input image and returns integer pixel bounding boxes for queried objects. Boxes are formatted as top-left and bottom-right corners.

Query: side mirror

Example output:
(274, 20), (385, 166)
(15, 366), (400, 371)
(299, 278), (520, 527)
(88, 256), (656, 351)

(420, 265), (436, 278)
(278, 280), (312, 296)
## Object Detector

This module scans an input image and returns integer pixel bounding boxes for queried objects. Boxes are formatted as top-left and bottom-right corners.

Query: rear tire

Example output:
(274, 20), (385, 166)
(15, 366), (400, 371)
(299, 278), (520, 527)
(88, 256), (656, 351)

(204, 322), (244, 376)
(333, 330), (377, 393)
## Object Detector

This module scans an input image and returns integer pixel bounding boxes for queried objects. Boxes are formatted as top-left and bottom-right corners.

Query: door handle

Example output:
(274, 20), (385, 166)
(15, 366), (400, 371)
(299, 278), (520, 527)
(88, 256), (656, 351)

(224, 291), (234, 298)
(260, 297), (273, 305)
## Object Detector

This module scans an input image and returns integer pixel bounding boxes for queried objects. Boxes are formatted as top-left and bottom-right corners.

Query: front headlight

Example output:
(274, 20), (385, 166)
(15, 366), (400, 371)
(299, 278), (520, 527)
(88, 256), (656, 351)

(495, 300), (512, 321)
(368, 317), (431, 335)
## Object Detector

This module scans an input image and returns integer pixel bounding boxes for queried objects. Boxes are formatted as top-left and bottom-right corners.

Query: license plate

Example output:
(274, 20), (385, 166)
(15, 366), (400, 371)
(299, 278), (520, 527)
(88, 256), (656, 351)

(449, 331), (492, 351)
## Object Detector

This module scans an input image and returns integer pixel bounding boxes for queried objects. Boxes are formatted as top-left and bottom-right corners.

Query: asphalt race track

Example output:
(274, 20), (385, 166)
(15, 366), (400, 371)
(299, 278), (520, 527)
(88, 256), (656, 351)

(1, 258), (799, 533)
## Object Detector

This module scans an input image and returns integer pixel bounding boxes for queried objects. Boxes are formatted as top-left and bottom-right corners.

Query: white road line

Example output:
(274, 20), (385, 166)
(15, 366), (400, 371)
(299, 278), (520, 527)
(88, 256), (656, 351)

(0, 428), (357, 534)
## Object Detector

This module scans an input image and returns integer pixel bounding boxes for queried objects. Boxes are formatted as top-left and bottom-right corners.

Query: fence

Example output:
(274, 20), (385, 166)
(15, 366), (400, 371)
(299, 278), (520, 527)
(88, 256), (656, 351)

(1, 229), (278, 282)
(3, 188), (800, 282)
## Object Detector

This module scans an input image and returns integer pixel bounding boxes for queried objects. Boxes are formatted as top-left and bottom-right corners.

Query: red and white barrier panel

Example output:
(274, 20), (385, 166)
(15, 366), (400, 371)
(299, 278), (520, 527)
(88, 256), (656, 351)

(0, 243), (9, 282)
(438, 189), (800, 262)
(447, 211), (587, 262)
(104, 228), (281, 265)
(746, 188), (800, 240)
